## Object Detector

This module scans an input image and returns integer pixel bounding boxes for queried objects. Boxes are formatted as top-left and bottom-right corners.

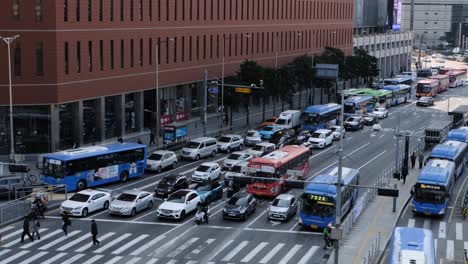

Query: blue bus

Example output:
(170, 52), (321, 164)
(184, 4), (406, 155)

(430, 140), (468, 178)
(384, 76), (413, 86)
(447, 126), (468, 143)
(343, 96), (374, 117)
(411, 159), (455, 216)
(302, 103), (341, 131)
(390, 227), (435, 264)
(42, 143), (147, 192)
(382, 84), (412, 106)
(299, 167), (359, 229)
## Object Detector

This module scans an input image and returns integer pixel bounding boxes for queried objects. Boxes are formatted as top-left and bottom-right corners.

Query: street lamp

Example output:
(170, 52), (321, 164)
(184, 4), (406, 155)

(155, 38), (173, 147)
(0, 35), (20, 162)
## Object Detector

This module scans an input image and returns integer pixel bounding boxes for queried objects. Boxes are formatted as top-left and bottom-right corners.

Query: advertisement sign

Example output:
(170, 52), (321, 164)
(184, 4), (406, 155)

(175, 112), (189, 122)
(392, 0), (401, 30)
(160, 115), (172, 126)
(88, 165), (119, 182)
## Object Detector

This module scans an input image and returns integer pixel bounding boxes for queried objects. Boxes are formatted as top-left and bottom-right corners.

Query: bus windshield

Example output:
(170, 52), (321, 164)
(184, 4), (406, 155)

(413, 184), (446, 204)
(417, 84), (432, 93)
(449, 76), (456, 82)
(43, 160), (65, 178)
(303, 114), (320, 125)
(301, 193), (335, 218)
(344, 103), (355, 113)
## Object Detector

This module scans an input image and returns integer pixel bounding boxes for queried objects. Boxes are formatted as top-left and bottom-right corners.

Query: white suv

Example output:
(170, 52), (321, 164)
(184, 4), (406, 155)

(217, 134), (244, 153)
(60, 189), (111, 217)
(156, 190), (201, 220)
(223, 152), (253, 170)
(308, 129), (333, 149)
(146, 150), (178, 173)
(192, 162), (221, 183)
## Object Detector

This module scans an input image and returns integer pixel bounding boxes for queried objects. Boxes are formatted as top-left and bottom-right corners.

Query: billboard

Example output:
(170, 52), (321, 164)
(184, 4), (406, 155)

(392, 0), (402, 30)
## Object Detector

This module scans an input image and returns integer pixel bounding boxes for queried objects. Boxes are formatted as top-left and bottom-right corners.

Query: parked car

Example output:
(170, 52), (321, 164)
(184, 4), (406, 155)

(195, 181), (225, 203)
(268, 194), (298, 221)
(146, 150), (177, 173)
(217, 134), (244, 153)
(154, 174), (189, 198)
(223, 152), (253, 171)
(247, 142), (276, 158)
(344, 116), (364, 130)
(109, 190), (154, 216)
(223, 161), (249, 183)
(156, 190), (201, 220)
(368, 107), (388, 119)
(308, 129), (333, 149)
(416, 96), (435, 107)
(363, 116), (379, 126)
(329, 126), (345, 140)
(268, 128), (296, 148)
(181, 137), (218, 160)
(223, 192), (256, 221)
(192, 162), (222, 183)
(259, 125), (282, 140)
(60, 189), (111, 217)
(244, 130), (262, 146)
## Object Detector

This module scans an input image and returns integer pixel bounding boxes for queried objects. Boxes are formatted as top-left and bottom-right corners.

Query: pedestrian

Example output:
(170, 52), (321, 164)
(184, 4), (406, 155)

(137, 138), (143, 144)
(31, 216), (40, 240)
(61, 212), (71, 236)
(323, 224), (332, 249)
(117, 136), (123, 143)
(402, 169), (407, 184)
(91, 220), (100, 246)
(410, 152), (416, 169)
(224, 112), (229, 127)
(149, 132), (156, 146)
(418, 152), (424, 169)
(20, 215), (34, 243)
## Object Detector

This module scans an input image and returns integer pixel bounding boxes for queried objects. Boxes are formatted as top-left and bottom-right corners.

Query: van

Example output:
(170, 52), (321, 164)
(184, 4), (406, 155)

(181, 137), (218, 161)
(402, 71), (417, 82)
(275, 110), (301, 130)
(0, 176), (33, 199)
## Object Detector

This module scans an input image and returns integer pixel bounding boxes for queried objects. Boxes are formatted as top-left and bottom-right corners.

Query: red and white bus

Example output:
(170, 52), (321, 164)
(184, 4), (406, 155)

(440, 67), (467, 75)
(448, 71), (467, 88)
(416, 79), (439, 98)
(246, 145), (310, 197)
(429, 74), (449, 93)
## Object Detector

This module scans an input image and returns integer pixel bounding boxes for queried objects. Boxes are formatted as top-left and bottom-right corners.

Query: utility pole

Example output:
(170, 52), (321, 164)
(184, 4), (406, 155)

(409, 0), (415, 31)
(334, 83), (345, 264)
(417, 35), (422, 70)
(203, 69), (208, 136)
(221, 35), (226, 132)
(393, 110), (401, 212)
(459, 22), (463, 49)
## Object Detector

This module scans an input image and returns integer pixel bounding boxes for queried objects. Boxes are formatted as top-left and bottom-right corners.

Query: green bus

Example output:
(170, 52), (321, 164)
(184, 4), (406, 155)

(357, 88), (392, 109)
(338, 88), (366, 103)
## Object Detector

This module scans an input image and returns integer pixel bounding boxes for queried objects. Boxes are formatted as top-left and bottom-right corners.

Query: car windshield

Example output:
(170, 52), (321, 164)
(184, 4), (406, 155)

(228, 196), (248, 206)
(197, 165), (211, 172)
(231, 165), (243, 173)
(272, 198), (290, 207)
(275, 119), (287, 125)
(149, 153), (163, 160)
(186, 141), (201, 149)
(262, 126), (274, 131)
(420, 97), (430, 101)
(252, 145), (264, 151)
(311, 132), (322, 138)
(69, 193), (90, 202)
(218, 136), (231, 143)
(117, 193), (137, 202)
(413, 184), (446, 204)
(346, 117), (356, 122)
(227, 154), (241, 160)
(246, 132), (257, 137)
(301, 194), (335, 218)
(330, 127), (338, 132)
(160, 175), (177, 186)
(167, 191), (189, 203)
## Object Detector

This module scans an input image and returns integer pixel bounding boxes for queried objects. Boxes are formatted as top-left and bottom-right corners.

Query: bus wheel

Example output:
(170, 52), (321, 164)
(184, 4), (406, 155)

(120, 171), (129, 182)
(77, 180), (87, 191)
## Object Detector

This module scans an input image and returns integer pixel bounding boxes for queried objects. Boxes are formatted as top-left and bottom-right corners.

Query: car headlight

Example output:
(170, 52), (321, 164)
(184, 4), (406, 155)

(298, 217), (303, 224)
(73, 207), (83, 211)
(240, 208), (247, 214)
(173, 209), (182, 213)
(439, 208), (446, 215)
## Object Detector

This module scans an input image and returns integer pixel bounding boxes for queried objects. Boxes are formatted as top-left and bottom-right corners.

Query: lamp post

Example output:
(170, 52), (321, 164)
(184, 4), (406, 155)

(0, 35), (20, 162)
(155, 38), (173, 146)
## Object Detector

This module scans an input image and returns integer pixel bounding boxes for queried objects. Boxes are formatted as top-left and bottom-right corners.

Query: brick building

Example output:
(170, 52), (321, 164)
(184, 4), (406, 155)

(0, 0), (354, 153)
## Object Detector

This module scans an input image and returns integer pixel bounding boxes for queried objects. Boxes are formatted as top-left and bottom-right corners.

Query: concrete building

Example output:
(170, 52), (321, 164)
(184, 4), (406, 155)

(0, 0), (354, 154)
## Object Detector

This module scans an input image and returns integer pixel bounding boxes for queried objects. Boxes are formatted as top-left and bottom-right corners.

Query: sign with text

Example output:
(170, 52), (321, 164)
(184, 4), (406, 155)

(315, 64), (339, 79)
(235, 87), (251, 94)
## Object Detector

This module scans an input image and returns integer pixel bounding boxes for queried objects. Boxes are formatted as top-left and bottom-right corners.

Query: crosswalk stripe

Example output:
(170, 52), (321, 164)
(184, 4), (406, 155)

(75, 232), (115, 252)
(208, 239), (234, 261)
(221, 240), (249, 262)
(39, 230), (81, 250)
(62, 253), (85, 264)
(20, 229), (62, 249)
(145, 259), (159, 264)
(241, 242), (269, 262)
(167, 237), (200, 258)
(186, 261), (197, 264)
(127, 257), (142, 264)
(0, 250), (11, 257)
(278, 244), (303, 264)
(130, 235), (166, 256)
(456, 223), (463, 240)
(446, 240), (454, 260)
(407, 219), (415, 228)
(188, 238), (216, 255)
(423, 219), (430, 230)
(259, 243), (285, 264)
(17, 251), (48, 264)
(0, 226), (14, 235)
(434, 239), (438, 254)
(94, 233), (131, 254)
(42, 252), (68, 264)
(297, 246), (320, 264)
(57, 234), (91, 251)
(2, 229), (26, 241)
(166, 260), (177, 264)
(82, 254), (104, 264)
(439, 222), (446, 239)
(112, 234), (149, 255)
(0, 250), (29, 264)
(2, 228), (48, 248)
(465, 241), (468, 251)
(103, 256), (123, 264)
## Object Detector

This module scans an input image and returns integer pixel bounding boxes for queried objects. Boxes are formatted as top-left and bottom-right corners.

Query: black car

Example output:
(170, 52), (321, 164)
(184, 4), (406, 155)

(344, 116), (364, 130)
(154, 174), (189, 197)
(269, 128), (296, 148)
(292, 130), (312, 145)
(416, 96), (435, 107)
(363, 116), (379, 126)
(417, 69), (432, 77)
(223, 192), (256, 221)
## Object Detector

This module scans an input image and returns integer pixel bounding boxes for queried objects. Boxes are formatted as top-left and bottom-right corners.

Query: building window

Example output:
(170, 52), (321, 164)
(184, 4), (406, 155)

(64, 0), (68, 21)
(139, 0), (143, 21)
(166, 37), (169, 63)
(88, 0), (92, 21)
(110, 0), (114, 21)
(197, 0), (200, 20)
(36, 42), (44, 76)
(64, 42), (69, 74)
(158, 0), (161, 20)
(182, 0), (185, 20)
(182, 36), (185, 62)
(99, 40), (104, 70)
(77, 41), (81, 73)
(139, 38), (143, 66)
(190, 0), (192, 20)
(174, 37), (177, 63)
(12, 0), (20, 20)
(210, 35), (213, 59)
(196, 36), (200, 60)
(149, 38), (153, 65)
(120, 39), (124, 68)
(130, 39), (134, 67)
(14, 44), (21, 76)
(110, 40), (114, 69)
(189, 36), (193, 61)
(167, 0), (169, 20)
(88, 41), (93, 72)
(120, 0), (124, 20)
(76, 0), (80, 21)
(149, 0), (152, 20)
(157, 38), (161, 64)
(175, 0), (178, 20)
(130, 0), (134, 21)
(204, 0), (207, 20)
(99, 0), (103, 21)
(35, 0), (43, 21)
(203, 35), (206, 59)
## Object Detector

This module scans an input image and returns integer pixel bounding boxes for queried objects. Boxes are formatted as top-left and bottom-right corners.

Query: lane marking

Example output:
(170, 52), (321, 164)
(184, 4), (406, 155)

(93, 233), (132, 253)
(289, 221), (299, 231)
(245, 207), (270, 229)
(446, 240), (454, 260)
(61, 253), (85, 264)
(278, 244), (303, 264)
(297, 246), (320, 264)
(423, 219), (430, 230)
(241, 242), (269, 262)
(456, 223), (463, 240)
(448, 172), (468, 223)
(0, 250), (30, 264)
(310, 146), (336, 159)
(2, 228), (48, 248)
(112, 234), (149, 255)
(407, 219), (415, 228)
(145, 259), (159, 264)
(57, 233), (91, 251)
(439, 222), (446, 239)
(41, 253), (67, 264)
(17, 251), (48, 264)
(221, 240), (249, 261)
(187, 238), (216, 256)
(46, 215), (180, 226)
(207, 239), (234, 261)
(0, 250), (11, 257)
(130, 235), (166, 256)
(150, 225), (196, 258)
(259, 243), (285, 264)
(1, 229), (25, 241)
(103, 256), (123, 264)
(75, 232), (116, 252)
(39, 230), (81, 250)
(126, 257), (142, 264)
(358, 150), (387, 170)
(20, 229), (62, 249)
(82, 255), (104, 264)
(167, 237), (200, 258)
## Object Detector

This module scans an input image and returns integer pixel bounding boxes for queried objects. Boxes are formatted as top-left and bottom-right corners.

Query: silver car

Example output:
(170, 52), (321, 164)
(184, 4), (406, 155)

(109, 190), (154, 216)
(268, 194), (298, 221)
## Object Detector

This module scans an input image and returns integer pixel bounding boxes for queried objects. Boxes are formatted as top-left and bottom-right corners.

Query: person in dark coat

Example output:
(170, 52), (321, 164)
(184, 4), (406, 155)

(117, 136), (123, 143)
(61, 212), (71, 236)
(20, 215), (34, 242)
(149, 132), (156, 146)
(91, 220), (100, 246)
(418, 153), (424, 169)
(410, 152), (416, 169)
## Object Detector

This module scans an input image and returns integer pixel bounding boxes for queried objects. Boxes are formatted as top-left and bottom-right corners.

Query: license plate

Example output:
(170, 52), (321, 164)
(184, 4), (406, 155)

(310, 225), (318, 229)
(273, 214), (281, 218)
(424, 212), (431, 216)
(229, 213), (236, 216)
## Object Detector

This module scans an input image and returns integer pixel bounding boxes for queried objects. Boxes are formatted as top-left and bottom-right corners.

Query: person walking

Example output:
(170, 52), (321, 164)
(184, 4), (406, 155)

(31, 216), (40, 240)
(91, 220), (100, 246)
(117, 136), (123, 143)
(149, 132), (156, 146)
(61, 212), (71, 236)
(20, 215), (34, 243)
(323, 224), (332, 249)
(410, 152), (416, 169)
(418, 152), (424, 169)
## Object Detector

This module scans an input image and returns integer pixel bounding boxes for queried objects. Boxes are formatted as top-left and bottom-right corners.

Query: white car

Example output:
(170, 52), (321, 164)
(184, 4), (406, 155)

(308, 129), (333, 149)
(60, 189), (111, 217)
(369, 107), (388, 119)
(192, 162), (221, 183)
(329, 126), (345, 140)
(223, 152), (253, 170)
(244, 130), (262, 146)
(156, 190), (201, 220)
(247, 142), (276, 157)
(146, 150), (178, 173)
(224, 161), (249, 183)
(217, 134), (244, 152)
(109, 190), (154, 216)
(436, 59), (446, 63)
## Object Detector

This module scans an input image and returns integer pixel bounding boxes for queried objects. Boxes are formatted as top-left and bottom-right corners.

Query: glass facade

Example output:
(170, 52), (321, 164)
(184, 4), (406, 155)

(83, 98), (99, 144)
(105, 95), (120, 139)
(125, 93), (139, 133)
(144, 89), (156, 131)
(59, 102), (78, 150)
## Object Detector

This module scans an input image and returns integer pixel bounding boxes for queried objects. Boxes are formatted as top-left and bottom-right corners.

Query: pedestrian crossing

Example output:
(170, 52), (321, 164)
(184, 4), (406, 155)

(0, 226), (324, 264)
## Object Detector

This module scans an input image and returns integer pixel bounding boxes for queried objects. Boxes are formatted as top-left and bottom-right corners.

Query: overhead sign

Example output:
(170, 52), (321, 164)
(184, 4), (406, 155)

(315, 64), (339, 79)
(235, 87), (251, 94)
(378, 188), (399, 197)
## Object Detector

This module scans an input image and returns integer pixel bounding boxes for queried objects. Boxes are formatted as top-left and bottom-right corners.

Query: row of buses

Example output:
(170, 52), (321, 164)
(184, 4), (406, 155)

(416, 68), (467, 98)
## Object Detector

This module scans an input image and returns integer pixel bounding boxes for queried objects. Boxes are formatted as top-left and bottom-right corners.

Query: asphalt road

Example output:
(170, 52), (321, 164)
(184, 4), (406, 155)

(0, 82), (466, 264)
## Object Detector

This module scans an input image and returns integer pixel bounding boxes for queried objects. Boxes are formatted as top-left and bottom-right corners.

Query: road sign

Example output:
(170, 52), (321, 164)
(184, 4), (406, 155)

(208, 87), (219, 94)
(377, 188), (399, 197)
(235, 87), (251, 94)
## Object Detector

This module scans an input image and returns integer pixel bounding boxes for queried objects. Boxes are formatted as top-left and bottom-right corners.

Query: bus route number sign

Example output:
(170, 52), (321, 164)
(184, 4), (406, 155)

(309, 195), (330, 202)
(420, 184), (441, 190)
